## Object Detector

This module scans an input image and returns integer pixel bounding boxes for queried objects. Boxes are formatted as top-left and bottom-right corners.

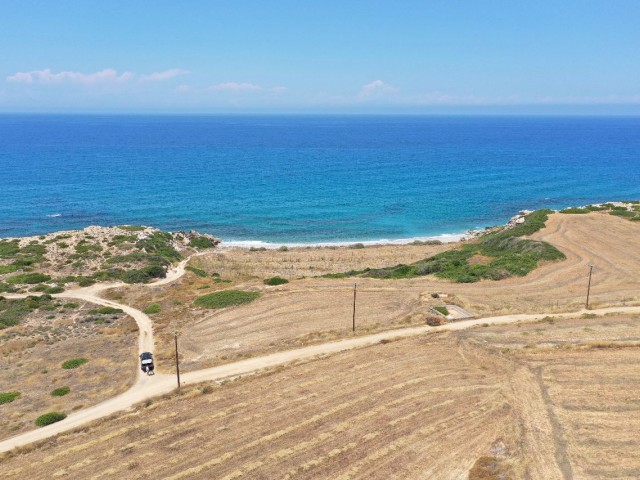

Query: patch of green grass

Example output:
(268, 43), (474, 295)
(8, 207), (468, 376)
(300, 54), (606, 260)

(0, 264), (21, 274)
(63, 302), (79, 309)
(5, 272), (51, 284)
(35, 412), (67, 427)
(0, 240), (20, 258)
(194, 290), (261, 309)
(264, 276), (289, 286)
(186, 266), (207, 277)
(51, 386), (70, 397)
(0, 295), (54, 328)
(89, 307), (122, 315)
(349, 243), (366, 249)
(0, 391), (21, 404)
(0, 282), (16, 293)
(433, 306), (449, 316)
(609, 209), (638, 219)
(560, 207), (590, 214)
(61, 357), (88, 369)
(143, 304), (161, 314)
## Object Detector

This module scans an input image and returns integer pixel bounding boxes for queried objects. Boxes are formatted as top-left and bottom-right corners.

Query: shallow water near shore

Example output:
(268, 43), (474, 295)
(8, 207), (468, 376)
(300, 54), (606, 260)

(1, 114), (639, 242)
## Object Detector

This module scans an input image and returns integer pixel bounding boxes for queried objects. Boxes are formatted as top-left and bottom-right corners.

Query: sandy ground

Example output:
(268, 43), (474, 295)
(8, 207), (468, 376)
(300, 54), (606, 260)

(110, 212), (640, 372)
(1, 313), (638, 479)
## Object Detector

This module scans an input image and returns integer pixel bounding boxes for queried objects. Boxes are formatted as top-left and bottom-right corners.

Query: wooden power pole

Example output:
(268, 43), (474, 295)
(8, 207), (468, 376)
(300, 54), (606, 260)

(585, 263), (594, 309)
(174, 331), (181, 389)
(352, 283), (357, 332)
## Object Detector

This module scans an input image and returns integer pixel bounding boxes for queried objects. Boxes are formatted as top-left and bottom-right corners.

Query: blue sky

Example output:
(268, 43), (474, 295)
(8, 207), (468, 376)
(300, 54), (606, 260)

(1, 1), (639, 114)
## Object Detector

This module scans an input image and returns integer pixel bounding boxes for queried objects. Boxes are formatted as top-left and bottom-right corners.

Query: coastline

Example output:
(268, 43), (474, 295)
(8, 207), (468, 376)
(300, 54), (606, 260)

(219, 232), (467, 250)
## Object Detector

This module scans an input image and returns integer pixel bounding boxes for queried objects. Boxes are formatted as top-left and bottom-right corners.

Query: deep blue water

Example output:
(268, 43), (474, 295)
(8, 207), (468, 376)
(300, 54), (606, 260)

(0, 115), (639, 243)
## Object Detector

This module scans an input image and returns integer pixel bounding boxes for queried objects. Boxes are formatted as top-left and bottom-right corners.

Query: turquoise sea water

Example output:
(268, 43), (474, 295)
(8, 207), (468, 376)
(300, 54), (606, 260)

(0, 115), (639, 243)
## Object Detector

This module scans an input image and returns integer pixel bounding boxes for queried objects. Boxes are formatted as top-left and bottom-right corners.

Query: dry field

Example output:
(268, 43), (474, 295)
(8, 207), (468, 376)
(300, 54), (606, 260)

(0, 301), (137, 440)
(1, 313), (638, 479)
(107, 212), (640, 373)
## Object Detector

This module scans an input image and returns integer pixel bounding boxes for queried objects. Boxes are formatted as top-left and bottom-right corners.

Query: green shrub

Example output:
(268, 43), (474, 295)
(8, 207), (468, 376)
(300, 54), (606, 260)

(45, 286), (64, 294)
(264, 276), (289, 286)
(136, 232), (181, 262)
(189, 236), (216, 249)
(609, 210), (637, 219)
(0, 240), (20, 258)
(143, 304), (161, 314)
(63, 302), (79, 309)
(5, 273), (51, 284)
(90, 307), (122, 315)
(0, 282), (16, 293)
(62, 358), (88, 369)
(0, 264), (20, 274)
(194, 290), (261, 309)
(51, 386), (70, 397)
(0, 295), (53, 328)
(0, 391), (21, 404)
(186, 266), (207, 277)
(349, 243), (366, 249)
(120, 269), (151, 284)
(35, 412), (67, 427)
(560, 207), (589, 214)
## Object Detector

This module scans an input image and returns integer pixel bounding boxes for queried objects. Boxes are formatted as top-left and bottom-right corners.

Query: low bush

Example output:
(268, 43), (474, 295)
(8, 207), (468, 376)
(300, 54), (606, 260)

(186, 266), (207, 277)
(5, 273), (51, 284)
(35, 412), (67, 427)
(0, 391), (21, 404)
(560, 207), (590, 214)
(194, 290), (261, 309)
(0, 240), (20, 258)
(349, 243), (366, 249)
(264, 276), (289, 286)
(189, 236), (216, 249)
(45, 286), (65, 294)
(51, 386), (70, 397)
(143, 304), (161, 314)
(90, 306), (122, 315)
(0, 264), (19, 274)
(62, 357), (88, 369)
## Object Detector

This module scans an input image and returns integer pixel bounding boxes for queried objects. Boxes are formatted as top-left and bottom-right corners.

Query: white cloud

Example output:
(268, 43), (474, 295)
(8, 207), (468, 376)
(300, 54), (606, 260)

(358, 80), (398, 98)
(6, 68), (134, 85)
(140, 69), (190, 82)
(6, 68), (189, 86)
(209, 82), (263, 92)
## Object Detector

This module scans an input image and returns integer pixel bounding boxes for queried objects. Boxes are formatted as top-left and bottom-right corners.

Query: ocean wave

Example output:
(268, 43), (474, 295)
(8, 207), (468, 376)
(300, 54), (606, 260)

(46, 213), (62, 218)
(220, 232), (467, 250)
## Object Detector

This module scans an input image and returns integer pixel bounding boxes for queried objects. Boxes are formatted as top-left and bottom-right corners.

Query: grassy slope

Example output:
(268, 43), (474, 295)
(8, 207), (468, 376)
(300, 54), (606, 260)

(329, 210), (566, 283)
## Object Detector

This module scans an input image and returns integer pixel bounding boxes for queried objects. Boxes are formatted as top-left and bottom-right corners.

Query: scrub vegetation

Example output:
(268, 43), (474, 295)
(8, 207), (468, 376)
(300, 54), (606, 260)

(194, 290), (261, 309)
(326, 209), (566, 283)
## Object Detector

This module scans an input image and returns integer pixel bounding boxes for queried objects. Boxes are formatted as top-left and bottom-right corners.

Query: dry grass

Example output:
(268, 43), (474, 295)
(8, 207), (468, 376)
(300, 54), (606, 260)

(0, 303), (137, 440)
(2, 313), (639, 478)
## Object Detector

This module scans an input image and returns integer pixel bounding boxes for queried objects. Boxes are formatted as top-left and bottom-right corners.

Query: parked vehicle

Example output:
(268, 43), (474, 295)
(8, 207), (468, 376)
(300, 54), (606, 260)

(140, 352), (155, 375)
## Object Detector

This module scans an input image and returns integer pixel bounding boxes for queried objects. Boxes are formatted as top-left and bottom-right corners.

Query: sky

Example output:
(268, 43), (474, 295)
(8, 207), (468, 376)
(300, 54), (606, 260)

(1, 1), (639, 114)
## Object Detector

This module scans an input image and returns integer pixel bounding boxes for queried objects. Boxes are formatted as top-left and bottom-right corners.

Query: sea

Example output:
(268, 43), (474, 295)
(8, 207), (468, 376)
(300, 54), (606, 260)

(0, 114), (639, 245)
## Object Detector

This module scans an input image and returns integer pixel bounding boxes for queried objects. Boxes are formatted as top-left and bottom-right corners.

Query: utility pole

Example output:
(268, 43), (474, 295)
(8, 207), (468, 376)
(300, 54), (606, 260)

(352, 283), (357, 332)
(585, 263), (594, 309)
(174, 331), (181, 389)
